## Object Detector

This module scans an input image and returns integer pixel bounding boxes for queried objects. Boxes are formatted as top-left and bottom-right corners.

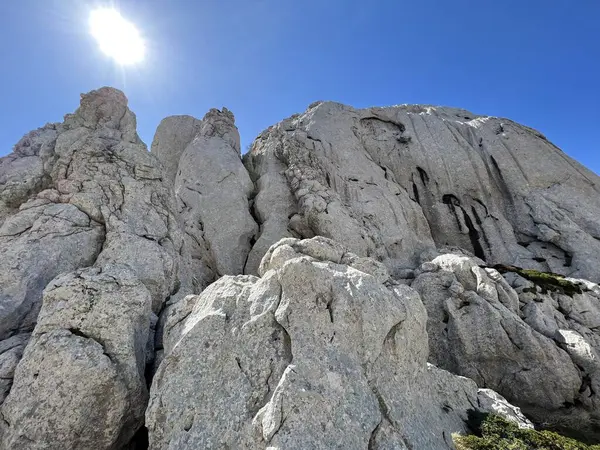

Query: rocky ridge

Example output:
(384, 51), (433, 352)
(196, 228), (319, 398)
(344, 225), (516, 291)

(0, 87), (598, 449)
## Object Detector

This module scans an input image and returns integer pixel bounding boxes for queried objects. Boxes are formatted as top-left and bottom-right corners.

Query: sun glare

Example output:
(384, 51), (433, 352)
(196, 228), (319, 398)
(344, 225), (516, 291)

(89, 8), (145, 65)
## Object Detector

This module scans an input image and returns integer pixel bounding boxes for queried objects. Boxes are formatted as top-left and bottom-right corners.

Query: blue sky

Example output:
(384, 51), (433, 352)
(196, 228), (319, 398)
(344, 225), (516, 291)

(1, 0), (599, 173)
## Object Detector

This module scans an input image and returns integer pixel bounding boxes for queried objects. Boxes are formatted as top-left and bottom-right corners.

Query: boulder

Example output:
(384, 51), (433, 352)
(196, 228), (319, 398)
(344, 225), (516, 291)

(0, 265), (152, 450)
(413, 252), (600, 439)
(147, 237), (506, 450)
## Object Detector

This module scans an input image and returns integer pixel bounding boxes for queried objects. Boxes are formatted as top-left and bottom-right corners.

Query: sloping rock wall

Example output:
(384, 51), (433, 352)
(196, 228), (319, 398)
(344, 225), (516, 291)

(412, 252), (600, 440)
(244, 102), (600, 283)
(0, 88), (192, 449)
(1, 88), (599, 448)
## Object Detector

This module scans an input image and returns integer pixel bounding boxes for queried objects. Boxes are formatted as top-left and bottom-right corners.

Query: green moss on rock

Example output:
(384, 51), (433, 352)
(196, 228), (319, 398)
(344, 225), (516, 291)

(489, 264), (585, 296)
(454, 414), (600, 450)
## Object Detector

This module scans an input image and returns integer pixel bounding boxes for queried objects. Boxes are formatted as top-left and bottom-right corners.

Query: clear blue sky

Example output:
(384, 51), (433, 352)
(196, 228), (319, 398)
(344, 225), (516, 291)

(2, 0), (599, 173)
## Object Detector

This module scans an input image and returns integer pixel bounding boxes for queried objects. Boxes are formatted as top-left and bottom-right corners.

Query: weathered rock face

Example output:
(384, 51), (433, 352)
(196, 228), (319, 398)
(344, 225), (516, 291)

(0, 265), (152, 450)
(148, 236), (502, 450)
(244, 103), (436, 279)
(244, 102), (600, 283)
(0, 87), (191, 448)
(2, 87), (600, 449)
(152, 108), (257, 290)
(151, 115), (202, 185)
(239, 102), (600, 442)
(412, 252), (600, 440)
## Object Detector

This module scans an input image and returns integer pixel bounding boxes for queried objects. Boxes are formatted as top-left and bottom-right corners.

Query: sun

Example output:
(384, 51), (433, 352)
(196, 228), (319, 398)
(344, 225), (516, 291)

(89, 8), (145, 65)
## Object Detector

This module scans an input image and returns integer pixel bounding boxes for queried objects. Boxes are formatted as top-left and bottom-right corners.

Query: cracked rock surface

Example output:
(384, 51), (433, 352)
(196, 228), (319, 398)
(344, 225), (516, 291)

(244, 102), (600, 282)
(0, 265), (152, 450)
(148, 236), (498, 450)
(152, 108), (257, 289)
(0, 87), (191, 449)
(413, 252), (600, 440)
(2, 88), (600, 449)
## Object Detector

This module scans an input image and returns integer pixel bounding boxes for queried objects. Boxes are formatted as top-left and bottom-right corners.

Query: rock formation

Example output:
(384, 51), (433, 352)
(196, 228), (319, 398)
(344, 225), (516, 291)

(244, 102), (600, 283)
(0, 88), (192, 449)
(1, 266), (152, 449)
(147, 236), (518, 449)
(152, 108), (257, 290)
(0, 87), (599, 449)
(412, 253), (600, 439)
(242, 101), (600, 441)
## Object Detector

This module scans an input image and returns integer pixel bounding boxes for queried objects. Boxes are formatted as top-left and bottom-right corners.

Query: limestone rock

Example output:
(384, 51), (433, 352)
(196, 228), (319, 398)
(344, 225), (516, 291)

(476, 389), (534, 429)
(243, 142), (298, 275)
(4, 90), (600, 449)
(0, 334), (29, 404)
(0, 265), (152, 450)
(244, 104), (437, 278)
(147, 237), (505, 450)
(244, 103), (600, 282)
(151, 115), (202, 185)
(0, 87), (189, 336)
(0, 202), (104, 340)
(0, 87), (192, 447)
(153, 108), (258, 288)
(413, 251), (600, 439)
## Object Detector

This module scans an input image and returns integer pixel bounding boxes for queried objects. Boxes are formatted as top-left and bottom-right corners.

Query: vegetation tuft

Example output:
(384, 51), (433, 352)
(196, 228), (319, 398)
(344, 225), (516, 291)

(488, 264), (585, 296)
(454, 413), (600, 450)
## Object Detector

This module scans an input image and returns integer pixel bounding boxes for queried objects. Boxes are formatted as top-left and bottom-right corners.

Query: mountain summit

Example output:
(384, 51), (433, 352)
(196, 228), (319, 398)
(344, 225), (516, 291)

(0, 87), (598, 449)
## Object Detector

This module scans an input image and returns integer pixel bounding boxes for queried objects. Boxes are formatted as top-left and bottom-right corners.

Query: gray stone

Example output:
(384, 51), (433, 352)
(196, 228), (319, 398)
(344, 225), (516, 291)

(152, 108), (258, 289)
(244, 104), (438, 276)
(4, 91), (600, 448)
(413, 251), (600, 439)
(244, 102), (600, 282)
(243, 145), (297, 275)
(174, 108), (257, 280)
(0, 87), (192, 447)
(151, 115), (202, 185)
(0, 265), (152, 450)
(0, 334), (29, 404)
(0, 202), (104, 340)
(0, 87), (190, 343)
(476, 389), (534, 429)
(147, 237), (507, 450)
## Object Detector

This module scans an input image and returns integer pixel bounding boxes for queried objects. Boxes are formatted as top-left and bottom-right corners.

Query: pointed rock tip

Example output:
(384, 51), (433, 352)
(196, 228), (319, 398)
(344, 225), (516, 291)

(203, 107), (236, 125)
(80, 86), (129, 107)
(66, 86), (134, 131)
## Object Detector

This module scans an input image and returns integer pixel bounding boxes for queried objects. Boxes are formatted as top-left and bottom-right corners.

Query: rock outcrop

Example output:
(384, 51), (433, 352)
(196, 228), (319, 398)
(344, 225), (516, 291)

(148, 236), (506, 449)
(1, 265), (152, 450)
(152, 108), (257, 289)
(240, 102), (600, 441)
(151, 115), (202, 185)
(412, 252), (600, 440)
(244, 102), (600, 283)
(1, 88), (600, 449)
(0, 88), (191, 449)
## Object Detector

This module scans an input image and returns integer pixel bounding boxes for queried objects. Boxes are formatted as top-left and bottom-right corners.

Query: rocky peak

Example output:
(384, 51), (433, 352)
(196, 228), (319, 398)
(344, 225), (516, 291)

(62, 87), (140, 143)
(0, 88), (599, 449)
(199, 106), (241, 154)
(151, 115), (203, 184)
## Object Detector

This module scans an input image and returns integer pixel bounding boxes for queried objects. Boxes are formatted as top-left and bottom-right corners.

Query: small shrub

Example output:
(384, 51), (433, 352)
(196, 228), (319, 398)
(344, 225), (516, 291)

(454, 414), (600, 450)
